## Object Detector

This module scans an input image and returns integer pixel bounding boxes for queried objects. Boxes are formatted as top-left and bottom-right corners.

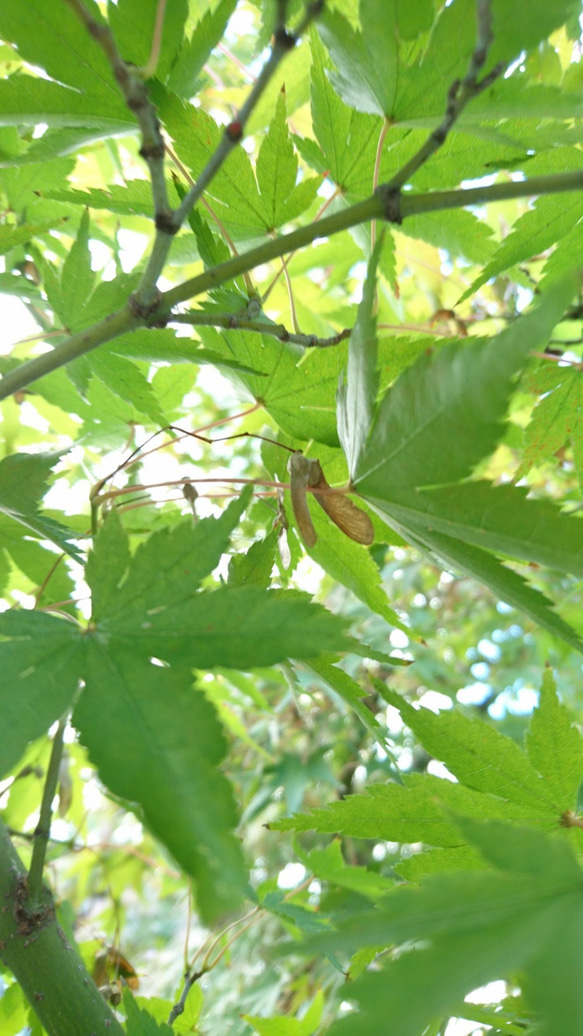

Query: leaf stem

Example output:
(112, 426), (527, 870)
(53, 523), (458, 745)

(139, 0), (167, 80)
(371, 117), (390, 251)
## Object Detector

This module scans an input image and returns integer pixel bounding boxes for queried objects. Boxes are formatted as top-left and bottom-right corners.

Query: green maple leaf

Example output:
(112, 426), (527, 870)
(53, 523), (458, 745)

(0, 496), (353, 920)
(336, 257), (583, 648)
(312, 820), (583, 1036)
(0, 452), (82, 560)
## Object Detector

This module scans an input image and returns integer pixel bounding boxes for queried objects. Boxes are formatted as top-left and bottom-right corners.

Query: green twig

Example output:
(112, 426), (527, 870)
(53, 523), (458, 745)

(27, 718), (67, 909)
(0, 303), (137, 401)
(164, 170), (583, 310)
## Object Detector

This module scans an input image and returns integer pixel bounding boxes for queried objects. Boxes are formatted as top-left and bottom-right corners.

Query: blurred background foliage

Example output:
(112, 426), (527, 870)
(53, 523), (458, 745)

(1, 0), (583, 1033)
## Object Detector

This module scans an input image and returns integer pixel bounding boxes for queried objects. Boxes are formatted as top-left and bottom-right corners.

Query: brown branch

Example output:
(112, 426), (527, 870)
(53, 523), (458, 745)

(170, 310), (352, 348)
(64, 0), (171, 231)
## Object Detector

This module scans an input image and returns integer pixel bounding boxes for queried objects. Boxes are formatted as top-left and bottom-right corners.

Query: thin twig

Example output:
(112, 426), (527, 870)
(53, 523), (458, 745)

(171, 310), (351, 348)
(531, 351), (582, 368)
(65, 0), (170, 233)
(141, 1), (325, 305)
(90, 404), (262, 499)
(199, 907), (260, 972)
(93, 471), (354, 510)
(167, 865), (317, 1027)
(172, 3), (323, 233)
(27, 717), (68, 908)
(382, 0), (505, 194)
(167, 967), (205, 1024)
(168, 905), (260, 1025)
(33, 552), (66, 608)
(203, 915), (259, 970)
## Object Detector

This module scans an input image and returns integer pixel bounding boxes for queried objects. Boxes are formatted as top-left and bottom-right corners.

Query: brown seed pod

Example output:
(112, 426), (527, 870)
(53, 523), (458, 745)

(288, 451), (318, 547)
(310, 460), (374, 545)
(288, 452), (374, 547)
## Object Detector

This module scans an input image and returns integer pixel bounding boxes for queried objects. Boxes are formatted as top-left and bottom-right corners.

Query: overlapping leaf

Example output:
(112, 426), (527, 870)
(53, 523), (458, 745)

(339, 263), (583, 648)
(276, 680), (583, 1031)
(0, 499), (353, 918)
(74, 644), (248, 922)
(337, 243), (380, 476)
(302, 821), (583, 1036)
(516, 362), (583, 489)
(0, 0), (131, 135)
(0, 452), (82, 559)
(460, 150), (583, 301)
(256, 89), (321, 230)
(167, 0), (237, 98)
(107, 0), (187, 84)
(156, 88), (269, 239)
(318, 0), (581, 125)
(0, 609), (84, 777)
(274, 674), (583, 868)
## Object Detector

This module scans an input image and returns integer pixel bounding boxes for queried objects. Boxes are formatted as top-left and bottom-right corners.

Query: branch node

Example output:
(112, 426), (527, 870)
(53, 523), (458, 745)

(155, 211), (179, 235)
(274, 28), (298, 50)
(375, 185), (402, 224)
(225, 120), (243, 143)
(477, 59), (506, 93)
(14, 876), (54, 936)
(129, 290), (163, 320)
(140, 142), (166, 161)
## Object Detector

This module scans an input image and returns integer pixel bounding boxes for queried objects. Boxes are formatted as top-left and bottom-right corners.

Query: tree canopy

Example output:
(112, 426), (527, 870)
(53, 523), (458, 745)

(1, 1), (583, 1034)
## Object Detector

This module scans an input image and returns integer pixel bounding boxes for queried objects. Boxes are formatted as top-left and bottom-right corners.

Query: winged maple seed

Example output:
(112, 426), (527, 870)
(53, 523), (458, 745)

(287, 451), (374, 547)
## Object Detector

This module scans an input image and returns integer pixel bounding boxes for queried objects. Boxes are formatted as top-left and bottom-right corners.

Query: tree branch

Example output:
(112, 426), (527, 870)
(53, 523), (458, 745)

(387, 0), (504, 191)
(163, 170), (583, 310)
(170, 310), (352, 348)
(141, 1), (325, 305)
(2, 168), (583, 401)
(65, 0), (171, 234)
(0, 819), (124, 1036)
